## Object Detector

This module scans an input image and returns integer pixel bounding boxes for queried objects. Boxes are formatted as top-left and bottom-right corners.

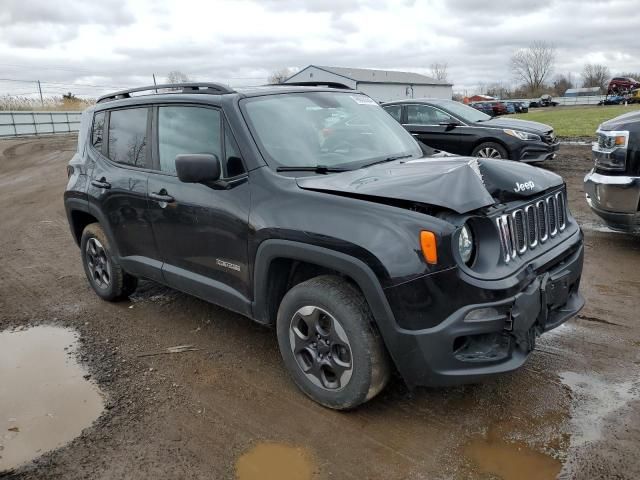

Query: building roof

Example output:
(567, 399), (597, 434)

(294, 65), (451, 86)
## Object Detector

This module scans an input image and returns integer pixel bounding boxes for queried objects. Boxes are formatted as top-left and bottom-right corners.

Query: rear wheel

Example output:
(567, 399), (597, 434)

(472, 142), (508, 159)
(276, 275), (390, 409)
(80, 223), (137, 301)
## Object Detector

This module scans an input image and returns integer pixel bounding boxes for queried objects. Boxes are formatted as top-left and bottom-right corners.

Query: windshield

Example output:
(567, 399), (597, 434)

(242, 92), (422, 169)
(432, 100), (491, 123)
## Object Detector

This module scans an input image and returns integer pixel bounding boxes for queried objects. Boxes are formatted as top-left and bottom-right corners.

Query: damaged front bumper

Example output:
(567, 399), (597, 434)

(385, 231), (584, 387)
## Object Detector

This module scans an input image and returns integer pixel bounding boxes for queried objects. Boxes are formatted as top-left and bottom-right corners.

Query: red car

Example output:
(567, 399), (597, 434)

(608, 77), (640, 95)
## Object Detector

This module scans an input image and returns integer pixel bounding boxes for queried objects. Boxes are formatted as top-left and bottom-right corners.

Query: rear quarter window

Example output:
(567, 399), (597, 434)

(91, 112), (105, 150)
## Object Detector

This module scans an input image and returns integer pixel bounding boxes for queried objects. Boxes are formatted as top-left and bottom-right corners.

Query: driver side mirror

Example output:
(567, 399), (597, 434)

(175, 154), (221, 184)
(438, 119), (461, 128)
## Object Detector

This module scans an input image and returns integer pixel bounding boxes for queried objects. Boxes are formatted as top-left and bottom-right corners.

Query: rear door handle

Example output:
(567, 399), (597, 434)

(91, 178), (111, 189)
(149, 191), (175, 203)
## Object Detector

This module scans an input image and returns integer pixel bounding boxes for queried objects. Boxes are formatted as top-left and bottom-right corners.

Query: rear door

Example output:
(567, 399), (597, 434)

(146, 104), (252, 315)
(87, 106), (162, 281)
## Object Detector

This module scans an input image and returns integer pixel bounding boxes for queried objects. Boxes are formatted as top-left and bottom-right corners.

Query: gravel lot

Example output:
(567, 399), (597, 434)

(1, 135), (639, 479)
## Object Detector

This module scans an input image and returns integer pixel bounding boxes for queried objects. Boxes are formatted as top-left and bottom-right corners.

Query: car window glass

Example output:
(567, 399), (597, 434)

(158, 106), (221, 175)
(107, 108), (149, 168)
(92, 111), (105, 150)
(407, 105), (452, 125)
(224, 120), (246, 178)
(383, 105), (402, 122)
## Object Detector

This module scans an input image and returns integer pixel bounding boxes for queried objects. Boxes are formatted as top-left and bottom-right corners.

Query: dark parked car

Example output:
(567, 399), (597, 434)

(507, 101), (529, 113)
(382, 98), (559, 161)
(607, 77), (640, 95)
(65, 83), (584, 409)
(584, 110), (640, 232)
(471, 101), (508, 116)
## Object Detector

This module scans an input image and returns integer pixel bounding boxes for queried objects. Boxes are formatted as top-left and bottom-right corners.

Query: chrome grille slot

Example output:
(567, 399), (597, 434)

(496, 190), (568, 262)
(512, 209), (527, 254)
(547, 195), (557, 236)
(537, 200), (548, 242)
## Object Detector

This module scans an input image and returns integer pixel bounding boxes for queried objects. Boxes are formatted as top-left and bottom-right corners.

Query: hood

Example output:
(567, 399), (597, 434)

(476, 117), (553, 134)
(599, 110), (640, 131)
(296, 157), (563, 214)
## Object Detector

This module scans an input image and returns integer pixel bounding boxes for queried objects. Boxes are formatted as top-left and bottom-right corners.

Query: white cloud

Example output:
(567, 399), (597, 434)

(0, 0), (638, 97)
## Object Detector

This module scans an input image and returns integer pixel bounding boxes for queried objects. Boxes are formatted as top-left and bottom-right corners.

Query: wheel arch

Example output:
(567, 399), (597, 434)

(252, 240), (402, 362)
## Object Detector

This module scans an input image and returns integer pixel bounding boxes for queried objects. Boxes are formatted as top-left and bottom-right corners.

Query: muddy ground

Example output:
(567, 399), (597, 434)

(0, 136), (639, 479)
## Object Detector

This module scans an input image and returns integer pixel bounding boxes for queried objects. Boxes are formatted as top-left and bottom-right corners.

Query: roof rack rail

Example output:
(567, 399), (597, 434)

(273, 81), (353, 90)
(97, 83), (235, 103)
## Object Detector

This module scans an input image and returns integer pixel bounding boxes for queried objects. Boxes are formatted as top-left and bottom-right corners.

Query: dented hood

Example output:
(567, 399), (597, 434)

(296, 157), (563, 213)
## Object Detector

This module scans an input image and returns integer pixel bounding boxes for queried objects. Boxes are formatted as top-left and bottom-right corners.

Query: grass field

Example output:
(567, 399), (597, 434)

(512, 104), (640, 138)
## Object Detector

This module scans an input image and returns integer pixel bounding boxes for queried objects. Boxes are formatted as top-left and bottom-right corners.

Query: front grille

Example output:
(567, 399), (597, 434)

(496, 190), (567, 263)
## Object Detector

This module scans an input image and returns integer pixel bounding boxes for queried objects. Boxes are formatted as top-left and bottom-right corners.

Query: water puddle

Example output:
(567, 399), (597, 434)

(560, 371), (638, 446)
(235, 442), (315, 480)
(464, 431), (561, 480)
(0, 326), (104, 473)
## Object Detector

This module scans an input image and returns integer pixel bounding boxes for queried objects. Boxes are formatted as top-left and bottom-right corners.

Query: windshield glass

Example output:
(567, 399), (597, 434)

(242, 92), (422, 169)
(432, 100), (491, 123)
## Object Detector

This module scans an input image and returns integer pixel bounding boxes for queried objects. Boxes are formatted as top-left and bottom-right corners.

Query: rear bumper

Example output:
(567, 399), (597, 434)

(584, 170), (640, 232)
(386, 233), (584, 387)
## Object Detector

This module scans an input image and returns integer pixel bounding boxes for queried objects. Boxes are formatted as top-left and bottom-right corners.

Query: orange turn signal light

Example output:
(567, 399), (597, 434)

(420, 231), (438, 264)
(614, 135), (626, 146)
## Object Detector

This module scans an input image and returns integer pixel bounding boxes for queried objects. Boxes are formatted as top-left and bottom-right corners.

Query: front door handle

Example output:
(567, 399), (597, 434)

(91, 178), (111, 189)
(149, 191), (175, 204)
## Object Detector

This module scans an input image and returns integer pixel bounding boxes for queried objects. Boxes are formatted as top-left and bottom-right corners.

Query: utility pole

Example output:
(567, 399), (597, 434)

(37, 80), (44, 107)
(152, 74), (158, 93)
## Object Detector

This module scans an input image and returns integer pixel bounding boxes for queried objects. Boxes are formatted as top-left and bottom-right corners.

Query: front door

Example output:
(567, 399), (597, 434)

(403, 104), (472, 155)
(146, 105), (251, 315)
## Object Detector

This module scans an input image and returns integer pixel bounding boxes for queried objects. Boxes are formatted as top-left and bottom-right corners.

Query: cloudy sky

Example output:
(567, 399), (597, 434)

(1, 0), (638, 97)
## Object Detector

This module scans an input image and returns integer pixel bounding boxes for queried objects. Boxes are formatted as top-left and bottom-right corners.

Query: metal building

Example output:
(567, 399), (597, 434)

(284, 65), (452, 103)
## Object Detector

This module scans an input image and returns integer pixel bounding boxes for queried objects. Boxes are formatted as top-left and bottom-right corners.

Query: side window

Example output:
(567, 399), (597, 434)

(107, 108), (149, 168)
(158, 106), (221, 175)
(383, 105), (402, 123)
(92, 111), (105, 150)
(223, 121), (246, 178)
(407, 105), (452, 125)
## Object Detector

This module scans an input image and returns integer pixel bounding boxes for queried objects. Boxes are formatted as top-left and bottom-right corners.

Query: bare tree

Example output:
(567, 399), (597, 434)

(582, 63), (610, 91)
(267, 68), (293, 84)
(166, 70), (191, 84)
(552, 73), (574, 96)
(510, 41), (556, 95)
(429, 63), (448, 82)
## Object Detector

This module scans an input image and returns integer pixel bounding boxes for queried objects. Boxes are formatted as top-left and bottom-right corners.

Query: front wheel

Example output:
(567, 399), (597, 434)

(472, 142), (508, 159)
(276, 276), (390, 409)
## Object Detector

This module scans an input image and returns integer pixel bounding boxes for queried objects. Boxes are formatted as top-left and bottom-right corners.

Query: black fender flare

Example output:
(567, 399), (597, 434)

(65, 197), (122, 260)
(252, 239), (405, 369)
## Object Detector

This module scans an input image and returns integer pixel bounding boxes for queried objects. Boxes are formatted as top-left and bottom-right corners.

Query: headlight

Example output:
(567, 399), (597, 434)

(594, 130), (629, 171)
(503, 129), (541, 142)
(458, 224), (475, 265)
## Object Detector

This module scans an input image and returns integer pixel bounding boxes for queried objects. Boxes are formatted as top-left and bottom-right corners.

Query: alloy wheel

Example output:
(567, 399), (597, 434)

(85, 237), (111, 289)
(289, 306), (353, 390)
(476, 147), (503, 159)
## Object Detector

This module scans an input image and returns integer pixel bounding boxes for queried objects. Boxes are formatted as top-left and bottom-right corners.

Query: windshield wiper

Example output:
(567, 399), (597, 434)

(359, 154), (413, 169)
(276, 165), (349, 174)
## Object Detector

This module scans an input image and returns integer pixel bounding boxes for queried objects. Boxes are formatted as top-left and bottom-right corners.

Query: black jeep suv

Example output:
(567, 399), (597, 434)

(64, 83), (584, 409)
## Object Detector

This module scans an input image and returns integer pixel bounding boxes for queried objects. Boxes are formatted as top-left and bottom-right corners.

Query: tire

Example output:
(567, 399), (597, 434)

(276, 275), (390, 410)
(472, 142), (509, 160)
(80, 223), (138, 301)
